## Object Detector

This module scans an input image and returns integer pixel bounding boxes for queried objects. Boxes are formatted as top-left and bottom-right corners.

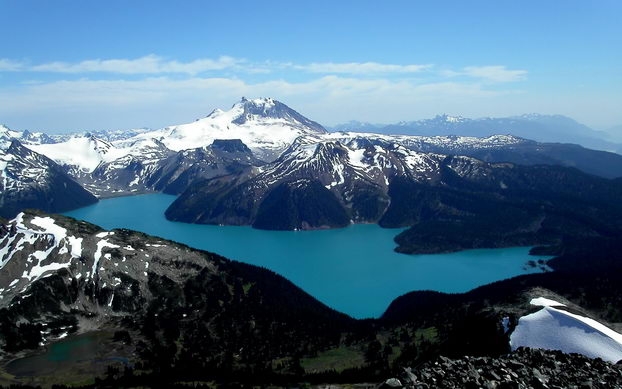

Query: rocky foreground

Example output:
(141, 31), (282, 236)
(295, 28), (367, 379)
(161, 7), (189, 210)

(381, 348), (622, 389)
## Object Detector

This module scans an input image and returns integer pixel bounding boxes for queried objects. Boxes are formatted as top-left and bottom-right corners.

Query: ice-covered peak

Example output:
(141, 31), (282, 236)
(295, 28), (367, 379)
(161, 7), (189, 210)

(237, 96), (276, 110)
(229, 97), (326, 133)
(434, 114), (466, 123)
(137, 98), (328, 161)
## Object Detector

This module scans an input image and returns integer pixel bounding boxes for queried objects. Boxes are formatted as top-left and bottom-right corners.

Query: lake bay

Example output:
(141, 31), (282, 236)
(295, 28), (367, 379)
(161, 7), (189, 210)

(63, 193), (548, 318)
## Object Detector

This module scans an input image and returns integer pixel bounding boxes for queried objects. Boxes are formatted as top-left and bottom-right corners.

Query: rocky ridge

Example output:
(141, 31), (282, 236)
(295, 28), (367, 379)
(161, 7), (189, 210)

(385, 348), (622, 389)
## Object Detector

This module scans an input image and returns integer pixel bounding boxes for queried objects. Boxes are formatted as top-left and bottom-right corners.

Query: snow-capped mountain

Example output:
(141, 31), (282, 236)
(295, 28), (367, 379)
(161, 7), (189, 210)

(80, 138), (174, 197)
(75, 137), (265, 197)
(15, 98), (329, 197)
(134, 97), (328, 162)
(262, 136), (446, 189)
(163, 135), (494, 229)
(166, 129), (622, 256)
(325, 132), (622, 179)
(88, 127), (155, 142)
(0, 211), (213, 313)
(0, 139), (97, 218)
(0, 125), (56, 147)
(28, 134), (119, 174)
(6, 97), (622, 203)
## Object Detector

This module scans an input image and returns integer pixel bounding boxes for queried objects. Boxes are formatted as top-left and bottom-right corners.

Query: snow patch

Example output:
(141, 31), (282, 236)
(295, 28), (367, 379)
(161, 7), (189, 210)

(92, 239), (120, 280)
(530, 297), (566, 307)
(511, 297), (622, 362)
(30, 216), (66, 242)
(347, 148), (367, 168)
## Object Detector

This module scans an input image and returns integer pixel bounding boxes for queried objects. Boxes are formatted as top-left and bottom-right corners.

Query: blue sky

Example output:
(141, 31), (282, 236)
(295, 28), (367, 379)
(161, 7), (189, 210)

(1, 0), (620, 133)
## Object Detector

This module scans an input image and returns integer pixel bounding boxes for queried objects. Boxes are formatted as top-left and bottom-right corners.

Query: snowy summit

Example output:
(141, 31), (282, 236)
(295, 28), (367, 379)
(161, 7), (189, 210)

(143, 97), (327, 161)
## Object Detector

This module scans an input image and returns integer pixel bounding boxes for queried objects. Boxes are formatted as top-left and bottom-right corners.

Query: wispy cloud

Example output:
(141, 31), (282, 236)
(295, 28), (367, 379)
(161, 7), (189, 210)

(0, 55), (533, 130)
(0, 56), (434, 77)
(295, 62), (432, 75)
(0, 56), (526, 83)
(444, 65), (528, 83)
(28, 55), (244, 76)
(0, 59), (24, 71)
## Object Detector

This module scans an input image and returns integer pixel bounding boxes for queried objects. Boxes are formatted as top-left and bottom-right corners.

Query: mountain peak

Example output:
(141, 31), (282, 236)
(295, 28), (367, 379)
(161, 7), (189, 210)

(433, 114), (466, 123)
(229, 97), (326, 134)
(238, 96), (276, 108)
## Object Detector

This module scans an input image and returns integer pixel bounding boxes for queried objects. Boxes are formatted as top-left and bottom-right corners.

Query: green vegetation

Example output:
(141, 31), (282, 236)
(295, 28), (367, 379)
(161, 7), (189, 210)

(301, 346), (365, 373)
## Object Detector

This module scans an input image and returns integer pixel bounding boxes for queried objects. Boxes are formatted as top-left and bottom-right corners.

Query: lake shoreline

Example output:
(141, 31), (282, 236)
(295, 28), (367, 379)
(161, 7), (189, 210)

(63, 193), (551, 319)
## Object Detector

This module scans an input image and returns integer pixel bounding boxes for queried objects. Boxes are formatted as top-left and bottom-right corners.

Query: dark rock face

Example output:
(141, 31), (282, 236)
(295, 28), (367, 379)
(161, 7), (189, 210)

(253, 179), (351, 230)
(390, 162), (622, 254)
(391, 348), (622, 389)
(0, 141), (98, 218)
(211, 138), (253, 154)
(462, 142), (622, 180)
(146, 140), (263, 195)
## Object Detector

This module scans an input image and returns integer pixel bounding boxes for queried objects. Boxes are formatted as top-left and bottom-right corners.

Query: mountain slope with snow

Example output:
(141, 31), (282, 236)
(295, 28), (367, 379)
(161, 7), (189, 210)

(15, 98), (329, 197)
(10, 99), (622, 202)
(134, 97), (328, 162)
(510, 297), (622, 362)
(164, 136), (457, 228)
(0, 140), (98, 218)
(28, 134), (120, 174)
(0, 210), (357, 384)
(327, 132), (622, 179)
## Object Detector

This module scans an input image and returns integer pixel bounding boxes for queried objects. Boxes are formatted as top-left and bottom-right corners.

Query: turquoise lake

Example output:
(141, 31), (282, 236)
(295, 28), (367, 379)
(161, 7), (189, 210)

(63, 193), (548, 319)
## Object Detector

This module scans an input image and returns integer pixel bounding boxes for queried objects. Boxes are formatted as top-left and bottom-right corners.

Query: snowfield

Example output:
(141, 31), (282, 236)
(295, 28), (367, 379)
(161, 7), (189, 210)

(510, 297), (622, 362)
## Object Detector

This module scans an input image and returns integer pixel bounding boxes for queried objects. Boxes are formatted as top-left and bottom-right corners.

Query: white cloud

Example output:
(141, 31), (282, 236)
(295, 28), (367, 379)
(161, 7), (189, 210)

(296, 62), (432, 75)
(0, 59), (24, 71)
(0, 55), (540, 130)
(461, 66), (527, 83)
(28, 55), (245, 75)
(0, 56), (526, 86)
(2, 56), (434, 77)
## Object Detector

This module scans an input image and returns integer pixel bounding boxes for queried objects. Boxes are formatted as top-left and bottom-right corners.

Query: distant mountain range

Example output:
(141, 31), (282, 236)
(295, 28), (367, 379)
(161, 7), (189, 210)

(330, 114), (622, 154)
(2, 98), (622, 237)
